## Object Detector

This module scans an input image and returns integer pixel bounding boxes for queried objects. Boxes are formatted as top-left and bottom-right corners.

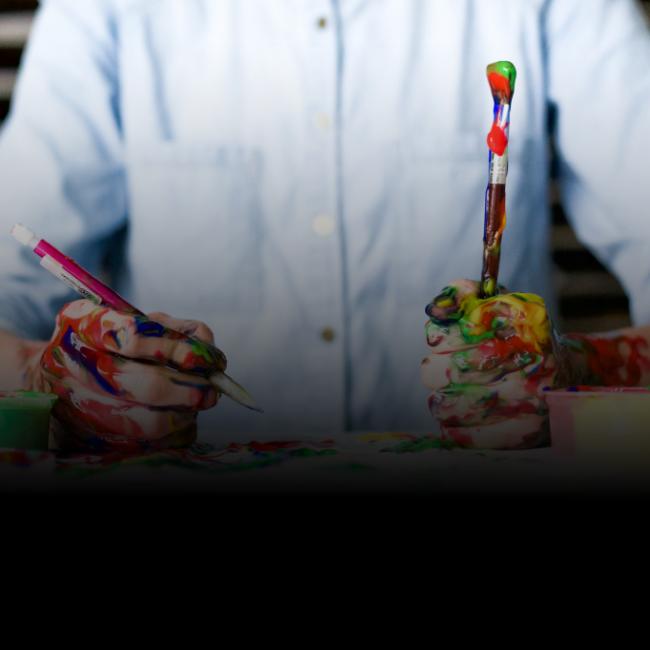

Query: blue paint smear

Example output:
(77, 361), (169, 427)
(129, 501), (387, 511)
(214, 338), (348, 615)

(61, 326), (120, 396)
(108, 329), (121, 349)
(134, 316), (165, 338)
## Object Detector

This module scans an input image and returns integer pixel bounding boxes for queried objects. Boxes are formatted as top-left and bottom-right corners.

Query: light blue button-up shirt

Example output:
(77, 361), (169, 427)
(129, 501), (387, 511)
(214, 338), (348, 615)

(1, 0), (650, 437)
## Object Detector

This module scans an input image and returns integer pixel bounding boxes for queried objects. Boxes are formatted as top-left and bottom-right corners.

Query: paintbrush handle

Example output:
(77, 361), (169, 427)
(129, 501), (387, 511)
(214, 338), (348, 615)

(479, 61), (517, 299)
(480, 182), (507, 298)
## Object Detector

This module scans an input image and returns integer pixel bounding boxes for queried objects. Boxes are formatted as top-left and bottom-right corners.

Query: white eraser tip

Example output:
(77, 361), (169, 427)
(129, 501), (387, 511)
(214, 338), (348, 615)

(11, 223), (37, 248)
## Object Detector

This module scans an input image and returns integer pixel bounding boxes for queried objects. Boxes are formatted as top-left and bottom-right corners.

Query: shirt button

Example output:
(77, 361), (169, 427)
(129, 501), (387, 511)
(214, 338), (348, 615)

(312, 214), (335, 237)
(316, 16), (328, 29)
(314, 112), (332, 131)
(321, 327), (336, 342)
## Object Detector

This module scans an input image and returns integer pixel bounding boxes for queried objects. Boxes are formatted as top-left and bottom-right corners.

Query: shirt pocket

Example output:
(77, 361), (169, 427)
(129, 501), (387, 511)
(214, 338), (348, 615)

(125, 143), (265, 313)
(395, 131), (540, 306)
(394, 133), (487, 305)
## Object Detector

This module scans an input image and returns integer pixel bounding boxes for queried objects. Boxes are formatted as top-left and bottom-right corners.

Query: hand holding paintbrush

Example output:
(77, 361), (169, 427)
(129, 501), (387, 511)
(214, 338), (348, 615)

(421, 61), (567, 449)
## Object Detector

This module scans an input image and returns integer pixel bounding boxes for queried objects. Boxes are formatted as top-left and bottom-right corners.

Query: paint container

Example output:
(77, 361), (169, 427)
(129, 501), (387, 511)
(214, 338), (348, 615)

(545, 387), (650, 468)
(0, 391), (58, 450)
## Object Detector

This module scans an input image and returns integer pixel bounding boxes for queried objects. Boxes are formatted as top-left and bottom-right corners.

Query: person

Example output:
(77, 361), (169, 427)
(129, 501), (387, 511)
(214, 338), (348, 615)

(0, 0), (649, 448)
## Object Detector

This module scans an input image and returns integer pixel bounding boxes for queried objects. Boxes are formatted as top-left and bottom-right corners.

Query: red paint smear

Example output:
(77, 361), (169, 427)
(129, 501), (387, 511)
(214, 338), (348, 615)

(476, 307), (539, 357)
(227, 440), (301, 453)
(571, 335), (650, 386)
(440, 399), (538, 428)
(478, 336), (534, 362)
(486, 72), (511, 156)
(182, 351), (214, 372)
(443, 429), (474, 448)
(487, 72), (512, 102)
(487, 124), (508, 156)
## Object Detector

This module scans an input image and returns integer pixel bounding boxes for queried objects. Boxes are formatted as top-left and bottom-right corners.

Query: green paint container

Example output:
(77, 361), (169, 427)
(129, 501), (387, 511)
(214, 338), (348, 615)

(0, 391), (58, 450)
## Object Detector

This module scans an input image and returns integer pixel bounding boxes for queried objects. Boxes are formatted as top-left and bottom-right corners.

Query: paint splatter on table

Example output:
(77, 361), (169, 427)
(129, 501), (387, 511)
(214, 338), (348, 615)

(3, 431), (646, 494)
(0, 432), (456, 476)
(0, 431), (577, 495)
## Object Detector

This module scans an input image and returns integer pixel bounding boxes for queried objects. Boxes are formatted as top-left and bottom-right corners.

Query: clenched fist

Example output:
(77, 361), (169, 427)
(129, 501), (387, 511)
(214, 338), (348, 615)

(25, 300), (225, 451)
(421, 279), (567, 449)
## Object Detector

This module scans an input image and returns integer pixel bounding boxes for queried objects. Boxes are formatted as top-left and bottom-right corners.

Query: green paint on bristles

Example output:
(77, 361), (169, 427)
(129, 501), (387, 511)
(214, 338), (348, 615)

(486, 60), (517, 93)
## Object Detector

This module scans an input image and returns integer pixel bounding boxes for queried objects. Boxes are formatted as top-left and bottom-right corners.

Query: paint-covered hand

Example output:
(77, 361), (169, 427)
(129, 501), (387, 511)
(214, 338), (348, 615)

(28, 300), (225, 451)
(421, 279), (565, 449)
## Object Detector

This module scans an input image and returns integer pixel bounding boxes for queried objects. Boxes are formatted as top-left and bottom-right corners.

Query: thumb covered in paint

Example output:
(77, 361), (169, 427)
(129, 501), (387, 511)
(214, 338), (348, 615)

(425, 278), (479, 325)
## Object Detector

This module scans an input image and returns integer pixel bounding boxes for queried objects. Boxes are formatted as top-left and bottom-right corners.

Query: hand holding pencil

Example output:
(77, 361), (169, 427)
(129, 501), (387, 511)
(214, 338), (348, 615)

(11, 223), (261, 451)
(33, 300), (224, 450)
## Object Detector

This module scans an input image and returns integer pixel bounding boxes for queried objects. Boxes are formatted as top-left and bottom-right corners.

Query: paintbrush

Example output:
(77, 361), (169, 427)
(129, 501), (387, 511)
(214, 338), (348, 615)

(479, 60), (517, 299)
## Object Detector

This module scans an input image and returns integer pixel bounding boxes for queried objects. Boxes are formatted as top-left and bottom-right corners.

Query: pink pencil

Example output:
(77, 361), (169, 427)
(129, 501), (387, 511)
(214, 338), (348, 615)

(10, 223), (262, 413)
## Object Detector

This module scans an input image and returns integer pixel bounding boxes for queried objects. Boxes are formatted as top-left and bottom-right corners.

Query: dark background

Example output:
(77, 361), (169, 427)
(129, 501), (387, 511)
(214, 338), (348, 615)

(1, 0), (649, 333)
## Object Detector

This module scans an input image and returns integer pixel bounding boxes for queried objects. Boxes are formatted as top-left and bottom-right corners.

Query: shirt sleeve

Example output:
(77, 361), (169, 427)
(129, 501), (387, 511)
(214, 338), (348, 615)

(545, 0), (650, 326)
(0, 0), (126, 340)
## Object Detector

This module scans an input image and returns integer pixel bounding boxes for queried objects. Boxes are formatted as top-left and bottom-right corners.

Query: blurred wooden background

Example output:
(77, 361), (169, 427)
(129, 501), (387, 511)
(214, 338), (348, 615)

(1, 0), (649, 333)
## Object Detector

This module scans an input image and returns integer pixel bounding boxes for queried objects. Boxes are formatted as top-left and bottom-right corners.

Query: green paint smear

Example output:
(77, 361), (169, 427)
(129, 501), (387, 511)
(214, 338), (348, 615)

(382, 437), (458, 453)
(190, 339), (216, 364)
(453, 350), (471, 372)
(481, 278), (497, 298)
(486, 60), (517, 93)
(439, 382), (494, 399)
(453, 291), (548, 346)
(438, 286), (457, 300)
(56, 445), (341, 478)
(425, 320), (450, 339)
(459, 321), (495, 344)
(289, 448), (338, 458)
(430, 286), (463, 321)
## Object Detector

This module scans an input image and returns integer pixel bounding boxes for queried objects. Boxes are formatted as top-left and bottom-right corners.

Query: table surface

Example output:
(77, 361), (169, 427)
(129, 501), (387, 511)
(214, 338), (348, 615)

(2, 430), (647, 495)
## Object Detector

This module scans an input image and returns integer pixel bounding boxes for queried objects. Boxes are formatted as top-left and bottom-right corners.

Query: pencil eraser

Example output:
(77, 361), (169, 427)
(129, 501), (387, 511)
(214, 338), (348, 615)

(11, 223), (37, 248)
